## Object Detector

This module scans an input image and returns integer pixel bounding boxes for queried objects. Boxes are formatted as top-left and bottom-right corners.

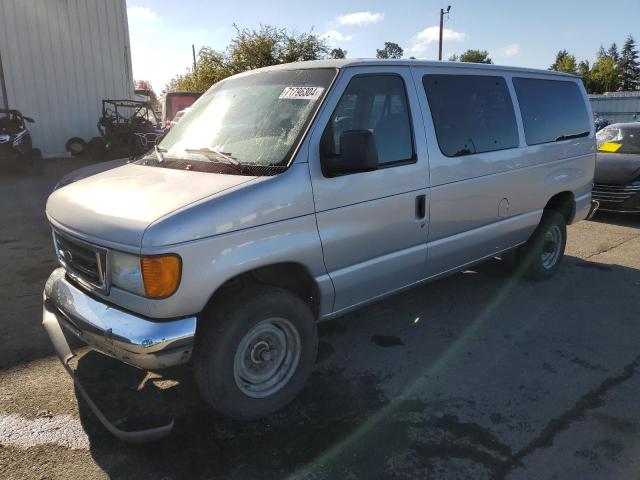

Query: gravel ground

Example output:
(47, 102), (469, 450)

(1, 160), (640, 479)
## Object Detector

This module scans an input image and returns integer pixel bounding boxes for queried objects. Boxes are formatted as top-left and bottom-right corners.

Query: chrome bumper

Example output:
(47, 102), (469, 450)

(42, 268), (197, 442)
(43, 268), (196, 370)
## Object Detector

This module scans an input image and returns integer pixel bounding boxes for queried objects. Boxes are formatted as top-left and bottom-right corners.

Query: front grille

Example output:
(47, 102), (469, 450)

(52, 230), (108, 292)
(592, 183), (640, 206)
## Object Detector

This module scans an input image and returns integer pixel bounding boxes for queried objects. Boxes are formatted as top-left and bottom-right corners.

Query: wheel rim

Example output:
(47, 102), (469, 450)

(541, 224), (563, 269)
(69, 142), (84, 155)
(233, 317), (301, 399)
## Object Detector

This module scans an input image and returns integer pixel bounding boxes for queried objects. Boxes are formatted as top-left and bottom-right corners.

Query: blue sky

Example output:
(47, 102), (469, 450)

(126, 0), (640, 92)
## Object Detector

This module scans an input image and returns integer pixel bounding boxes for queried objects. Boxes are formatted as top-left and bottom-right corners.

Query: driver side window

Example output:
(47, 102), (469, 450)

(322, 75), (414, 165)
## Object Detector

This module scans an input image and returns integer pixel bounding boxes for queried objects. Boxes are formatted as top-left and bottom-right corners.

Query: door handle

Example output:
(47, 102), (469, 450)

(415, 194), (426, 220)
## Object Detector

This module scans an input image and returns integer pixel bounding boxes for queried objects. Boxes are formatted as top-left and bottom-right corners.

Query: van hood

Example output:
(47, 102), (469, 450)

(46, 163), (257, 248)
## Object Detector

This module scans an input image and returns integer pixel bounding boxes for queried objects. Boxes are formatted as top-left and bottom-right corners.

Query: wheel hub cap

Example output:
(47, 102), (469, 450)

(541, 225), (562, 269)
(234, 318), (301, 398)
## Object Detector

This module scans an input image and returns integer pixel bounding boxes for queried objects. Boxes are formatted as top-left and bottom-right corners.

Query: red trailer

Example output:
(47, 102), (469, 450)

(162, 91), (202, 126)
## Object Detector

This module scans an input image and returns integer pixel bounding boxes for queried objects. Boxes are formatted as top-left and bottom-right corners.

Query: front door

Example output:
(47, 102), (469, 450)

(307, 66), (430, 313)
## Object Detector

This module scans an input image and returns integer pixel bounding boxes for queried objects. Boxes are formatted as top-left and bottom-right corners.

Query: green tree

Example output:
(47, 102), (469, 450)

(590, 46), (621, 93)
(164, 24), (329, 93)
(455, 49), (493, 64)
(448, 54), (459, 62)
(280, 30), (330, 64)
(577, 60), (594, 92)
(608, 43), (620, 63)
(619, 35), (640, 91)
(549, 49), (577, 74)
(330, 47), (347, 59)
(376, 42), (403, 59)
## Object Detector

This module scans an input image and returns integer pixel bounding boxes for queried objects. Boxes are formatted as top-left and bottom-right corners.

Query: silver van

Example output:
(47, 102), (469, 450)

(43, 59), (596, 440)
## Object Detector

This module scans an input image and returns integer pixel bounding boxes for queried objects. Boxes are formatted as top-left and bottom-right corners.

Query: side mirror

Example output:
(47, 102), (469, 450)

(323, 130), (379, 177)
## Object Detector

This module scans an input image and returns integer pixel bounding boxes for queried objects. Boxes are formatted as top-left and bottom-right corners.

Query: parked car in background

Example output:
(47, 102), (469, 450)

(42, 59), (595, 441)
(592, 122), (640, 213)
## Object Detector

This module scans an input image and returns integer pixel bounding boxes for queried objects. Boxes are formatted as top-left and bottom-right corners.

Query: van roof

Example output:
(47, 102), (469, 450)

(251, 58), (579, 79)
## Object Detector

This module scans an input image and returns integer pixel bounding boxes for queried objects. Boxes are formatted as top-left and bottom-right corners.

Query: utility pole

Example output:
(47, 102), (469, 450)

(438, 5), (451, 61)
(192, 44), (197, 73)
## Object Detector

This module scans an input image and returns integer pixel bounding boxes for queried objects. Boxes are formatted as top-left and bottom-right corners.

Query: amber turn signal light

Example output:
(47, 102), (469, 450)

(140, 254), (181, 298)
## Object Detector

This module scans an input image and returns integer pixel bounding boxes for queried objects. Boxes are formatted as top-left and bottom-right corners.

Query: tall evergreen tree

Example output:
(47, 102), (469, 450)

(550, 50), (577, 74)
(577, 60), (593, 92)
(619, 35), (640, 91)
(607, 43), (620, 63)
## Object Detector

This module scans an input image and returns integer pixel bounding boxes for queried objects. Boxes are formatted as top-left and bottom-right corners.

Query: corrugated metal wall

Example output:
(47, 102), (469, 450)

(0, 0), (133, 156)
(589, 92), (640, 124)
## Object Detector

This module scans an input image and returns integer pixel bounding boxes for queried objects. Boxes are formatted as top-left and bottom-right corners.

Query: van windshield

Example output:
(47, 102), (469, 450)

(147, 68), (336, 174)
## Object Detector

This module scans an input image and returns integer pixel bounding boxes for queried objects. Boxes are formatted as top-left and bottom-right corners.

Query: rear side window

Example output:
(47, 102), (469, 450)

(422, 74), (519, 157)
(322, 75), (414, 165)
(512, 78), (590, 145)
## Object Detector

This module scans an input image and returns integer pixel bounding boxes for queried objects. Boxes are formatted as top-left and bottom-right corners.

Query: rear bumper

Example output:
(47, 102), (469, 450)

(43, 268), (197, 370)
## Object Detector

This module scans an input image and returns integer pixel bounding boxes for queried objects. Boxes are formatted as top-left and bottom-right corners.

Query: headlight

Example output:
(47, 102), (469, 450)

(110, 251), (145, 296)
(110, 251), (181, 298)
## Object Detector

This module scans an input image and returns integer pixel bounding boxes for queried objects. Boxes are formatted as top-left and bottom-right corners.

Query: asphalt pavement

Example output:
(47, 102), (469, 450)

(1, 160), (640, 479)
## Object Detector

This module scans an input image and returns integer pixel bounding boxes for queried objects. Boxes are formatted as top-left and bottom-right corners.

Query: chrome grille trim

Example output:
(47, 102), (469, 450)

(52, 229), (110, 294)
(592, 183), (640, 205)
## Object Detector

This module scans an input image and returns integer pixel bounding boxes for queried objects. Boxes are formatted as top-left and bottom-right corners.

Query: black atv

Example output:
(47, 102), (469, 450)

(0, 109), (42, 174)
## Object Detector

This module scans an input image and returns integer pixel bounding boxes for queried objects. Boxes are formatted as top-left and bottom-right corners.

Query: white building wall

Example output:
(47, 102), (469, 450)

(0, 0), (134, 156)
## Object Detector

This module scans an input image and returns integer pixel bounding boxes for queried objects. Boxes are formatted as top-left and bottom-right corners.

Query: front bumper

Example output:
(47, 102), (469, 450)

(42, 267), (197, 442)
(592, 183), (640, 213)
(43, 268), (196, 370)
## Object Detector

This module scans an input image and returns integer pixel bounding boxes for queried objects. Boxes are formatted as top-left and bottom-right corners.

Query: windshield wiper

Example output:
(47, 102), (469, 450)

(185, 147), (240, 166)
(556, 131), (590, 142)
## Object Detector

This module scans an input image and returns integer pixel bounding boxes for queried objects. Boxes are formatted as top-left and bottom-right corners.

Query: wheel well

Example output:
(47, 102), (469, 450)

(544, 191), (575, 224)
(204, 263), (321, 318)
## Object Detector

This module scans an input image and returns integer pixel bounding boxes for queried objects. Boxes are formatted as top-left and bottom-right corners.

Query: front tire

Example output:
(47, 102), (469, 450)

(517, 210), (567, 280)
(194, 286), (318, 420)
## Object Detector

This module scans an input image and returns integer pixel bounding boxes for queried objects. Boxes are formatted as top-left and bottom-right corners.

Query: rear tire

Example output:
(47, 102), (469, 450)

(65, 137), (86, 157)
(194, 286), (318, 420)
(517, 210), (567, 280)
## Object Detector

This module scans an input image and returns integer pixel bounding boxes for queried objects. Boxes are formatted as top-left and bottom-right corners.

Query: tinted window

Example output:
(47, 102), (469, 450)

(513, 78), (590, 146)
(422, 75), (519, 157)
(322, 75), (413, 165)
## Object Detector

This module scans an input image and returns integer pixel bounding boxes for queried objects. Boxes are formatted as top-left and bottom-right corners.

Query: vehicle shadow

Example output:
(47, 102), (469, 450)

(591, 210), (640, 229)
(74, 253), (640, 479)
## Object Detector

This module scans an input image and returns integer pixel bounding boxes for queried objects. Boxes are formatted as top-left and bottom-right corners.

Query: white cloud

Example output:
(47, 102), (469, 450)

(127, 5), (158, 20)
(410, 25), (465, 54)
(337, 11), (384, 26)
(321, 30), (353, 44)
(503, 43), (521, 57)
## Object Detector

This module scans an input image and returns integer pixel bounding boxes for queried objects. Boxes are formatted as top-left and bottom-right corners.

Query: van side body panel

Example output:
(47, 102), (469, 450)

(411, 66), (595, 277)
